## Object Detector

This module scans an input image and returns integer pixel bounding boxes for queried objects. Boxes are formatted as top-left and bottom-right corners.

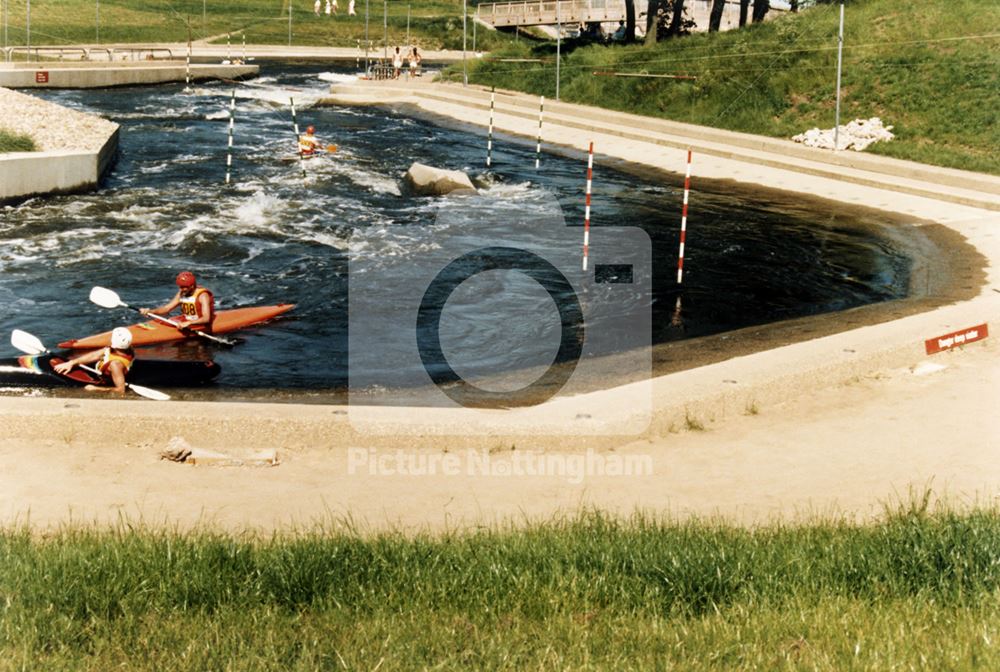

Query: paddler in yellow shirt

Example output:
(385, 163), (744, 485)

(53, 327), (135, 395)
(299, 125), (321, 157)
(140, 271), (215, 332)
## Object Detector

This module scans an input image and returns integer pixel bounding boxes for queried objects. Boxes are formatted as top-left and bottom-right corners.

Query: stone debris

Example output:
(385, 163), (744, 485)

(0, 86), (119, 152)
(792, 117), (894, 152)
(403, 162), (477, 196)
(159, 436), (279, 467)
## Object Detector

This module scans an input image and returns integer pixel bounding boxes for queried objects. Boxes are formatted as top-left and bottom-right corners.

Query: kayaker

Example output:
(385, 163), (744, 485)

(53, 326), (135, 395)
(140, 271), (215, 332)
(299, 125), (321, 157)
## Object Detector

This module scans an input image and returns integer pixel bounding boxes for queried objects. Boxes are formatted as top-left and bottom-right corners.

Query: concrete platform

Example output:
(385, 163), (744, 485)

(0, 61), (258, 89)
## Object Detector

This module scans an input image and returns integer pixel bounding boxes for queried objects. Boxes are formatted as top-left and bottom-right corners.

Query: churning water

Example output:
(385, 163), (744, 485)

(0, 64), (920, 396)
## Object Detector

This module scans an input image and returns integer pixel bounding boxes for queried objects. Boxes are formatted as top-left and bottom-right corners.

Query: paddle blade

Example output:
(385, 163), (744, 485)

(90, 286), (125, 309)
(127, 383), (171, 402)
(11, 329), (47, 355)
(326, 144), (338, 152)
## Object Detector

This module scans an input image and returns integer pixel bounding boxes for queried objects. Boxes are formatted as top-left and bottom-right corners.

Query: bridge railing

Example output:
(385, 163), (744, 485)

(477, 0), (626, 27)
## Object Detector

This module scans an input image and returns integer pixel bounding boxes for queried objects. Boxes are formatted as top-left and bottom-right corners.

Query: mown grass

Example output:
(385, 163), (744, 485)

(3, 505), (1000, 669)
(455, 0), (1000, 174)
(0, 0), (514, 51)
(0, 129), (36, 152)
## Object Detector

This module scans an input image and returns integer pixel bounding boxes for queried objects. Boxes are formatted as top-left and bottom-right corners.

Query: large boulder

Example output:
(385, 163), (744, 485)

(404, 162), (477, 196)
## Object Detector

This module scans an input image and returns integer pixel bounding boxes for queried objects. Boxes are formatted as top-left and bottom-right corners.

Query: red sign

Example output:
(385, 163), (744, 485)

(925, 323), (988, 355)
(35, 71), (49, 83)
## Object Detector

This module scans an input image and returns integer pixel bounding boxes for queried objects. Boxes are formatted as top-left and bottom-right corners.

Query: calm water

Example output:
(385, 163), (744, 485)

(0, 64), (918, 393)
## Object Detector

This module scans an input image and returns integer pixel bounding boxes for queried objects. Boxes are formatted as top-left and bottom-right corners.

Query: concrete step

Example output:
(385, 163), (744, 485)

(325, 81), (1000, 211)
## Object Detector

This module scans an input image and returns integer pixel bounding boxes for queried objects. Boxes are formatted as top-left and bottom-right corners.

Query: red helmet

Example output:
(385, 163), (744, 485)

(306, 125), (315, 134)
(176, 271), (196, 288)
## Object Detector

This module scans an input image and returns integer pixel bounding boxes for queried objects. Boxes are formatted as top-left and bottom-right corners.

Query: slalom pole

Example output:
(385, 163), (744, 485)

(290, 96), (307, 180)
(227, 33), (231, 62)
(242, 32), (246, 63)
(185, 37), (191, 89)
(225, 87), (236, 184)
(673, 148), (693, 322)
(582, 141), (593, 272)
(486, 86), (495, 168)
(535, 95), (544, 170)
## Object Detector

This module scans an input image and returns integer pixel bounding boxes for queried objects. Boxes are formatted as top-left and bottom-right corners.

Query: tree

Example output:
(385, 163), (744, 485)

(752, 0), (770, 23)
(625, 0), (637, 41)
(645, 0), (660, 45)
(709, 0), (726, 32)
(739, 0), (750, 27)
(667, 0), (687, 36)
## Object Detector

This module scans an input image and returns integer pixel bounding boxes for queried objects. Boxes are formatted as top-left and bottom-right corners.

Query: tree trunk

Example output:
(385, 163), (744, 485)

(790, 0), (799, 11)
(752, 0), (769, 23)
(644, 0), (659, 45)
(625, 0), (636, 41)
(739, 0), (750, 27)
(668, 0), (686, 36)
(709, 0), (726, 32)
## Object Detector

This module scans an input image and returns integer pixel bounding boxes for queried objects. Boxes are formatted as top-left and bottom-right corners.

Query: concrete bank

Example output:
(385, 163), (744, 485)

(3, 78), (998, 455)
(322, 78), (1000, 212)
(0, 87), (119, 203)
(0, 61), (258, 89)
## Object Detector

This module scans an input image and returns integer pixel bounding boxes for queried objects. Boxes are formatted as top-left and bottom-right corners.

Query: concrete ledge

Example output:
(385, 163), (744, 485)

(322, 80), (1000, 211)
(0, 62), (258, 89)
(0, 102), (119, 203)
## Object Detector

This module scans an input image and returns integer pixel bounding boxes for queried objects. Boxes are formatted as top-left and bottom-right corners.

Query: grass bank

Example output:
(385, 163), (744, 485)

(0, 129), (36, 152)
(3, 507), (1000, 669)
(0, 0), (512, 51)
(456, 0), (1000, 174)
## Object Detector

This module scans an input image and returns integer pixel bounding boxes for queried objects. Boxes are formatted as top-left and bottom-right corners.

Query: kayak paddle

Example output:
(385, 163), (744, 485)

(10, 329), (171, 401)
(89, 286), (237, 348)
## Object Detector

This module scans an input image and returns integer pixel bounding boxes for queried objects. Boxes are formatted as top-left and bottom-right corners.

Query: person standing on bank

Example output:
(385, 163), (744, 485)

(54, 327), (135, 395)
(140, 271), (215, 332)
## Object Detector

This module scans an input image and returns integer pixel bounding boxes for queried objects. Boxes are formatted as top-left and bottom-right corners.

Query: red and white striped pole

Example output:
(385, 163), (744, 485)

(582, 141), (593, 272)
(674, 148), (693, 315)
(535, 95), (544, 170)
(486, 86), (495, 168)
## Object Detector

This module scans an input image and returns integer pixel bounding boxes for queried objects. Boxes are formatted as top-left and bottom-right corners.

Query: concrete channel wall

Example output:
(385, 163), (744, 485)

(0, 127), (118, 203)
(0, 61), (258, 89)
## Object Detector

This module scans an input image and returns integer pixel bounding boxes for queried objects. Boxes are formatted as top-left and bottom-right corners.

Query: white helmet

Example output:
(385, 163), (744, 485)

(111, 327), (133, 350)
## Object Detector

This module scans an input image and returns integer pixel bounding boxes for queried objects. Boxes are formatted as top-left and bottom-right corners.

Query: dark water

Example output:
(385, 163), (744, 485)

(0, 64), (917, 394)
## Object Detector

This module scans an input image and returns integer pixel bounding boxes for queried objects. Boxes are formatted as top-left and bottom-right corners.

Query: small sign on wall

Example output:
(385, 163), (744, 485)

(925, 323), (988, 355)
(35, 71), (49, 83)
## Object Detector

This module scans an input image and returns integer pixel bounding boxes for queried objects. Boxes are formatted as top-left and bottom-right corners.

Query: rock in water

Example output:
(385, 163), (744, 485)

(404, 162), (477, 196)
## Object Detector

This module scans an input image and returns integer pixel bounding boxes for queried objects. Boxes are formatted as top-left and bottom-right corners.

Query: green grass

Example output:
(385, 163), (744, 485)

(0, 129), (36, 152)
(0, 0), (515, 51)
(3, 505), (1000, 669)
(455, 0), (1000, 174)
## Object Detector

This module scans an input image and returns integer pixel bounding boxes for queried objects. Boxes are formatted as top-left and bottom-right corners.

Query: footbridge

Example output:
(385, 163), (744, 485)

(475, 0), (627, 28)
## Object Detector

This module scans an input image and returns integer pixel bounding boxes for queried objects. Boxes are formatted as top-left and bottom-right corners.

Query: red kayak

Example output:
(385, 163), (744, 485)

(58, 304), (295, 349)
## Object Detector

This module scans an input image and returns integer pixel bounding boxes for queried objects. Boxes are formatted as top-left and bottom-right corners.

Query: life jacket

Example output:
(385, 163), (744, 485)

(179, 287), (214, 322)
(299, 133), (319, 155)
(96, 347), (135, 378)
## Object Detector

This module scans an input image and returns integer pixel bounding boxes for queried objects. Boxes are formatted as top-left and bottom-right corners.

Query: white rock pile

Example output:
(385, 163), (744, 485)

(0, 86), (119, 152)
(792, 117), (895, 152)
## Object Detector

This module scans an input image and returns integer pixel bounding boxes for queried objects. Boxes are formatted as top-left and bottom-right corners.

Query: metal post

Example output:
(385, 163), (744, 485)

(462, 0), (467, 86)
(473, 13), (476, 52)
(288, 0), (292, 47)
(203, 0), (206, 38)
(225, 88), (236, 185)
(406, 3), (410, 48)
(96, 0), (100, 45)
(290, 96), (307, 180)
(833, 1), (845, 151)
(383, 0), (387, 60)
(364, 0), (370, 74)
(2, 0), (6, 53)
(26, 0), (30, 55)
(556, 0), (561, 101)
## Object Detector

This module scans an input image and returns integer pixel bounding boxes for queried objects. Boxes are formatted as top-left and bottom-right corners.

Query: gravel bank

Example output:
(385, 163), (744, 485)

(0, 86), (118, 152)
